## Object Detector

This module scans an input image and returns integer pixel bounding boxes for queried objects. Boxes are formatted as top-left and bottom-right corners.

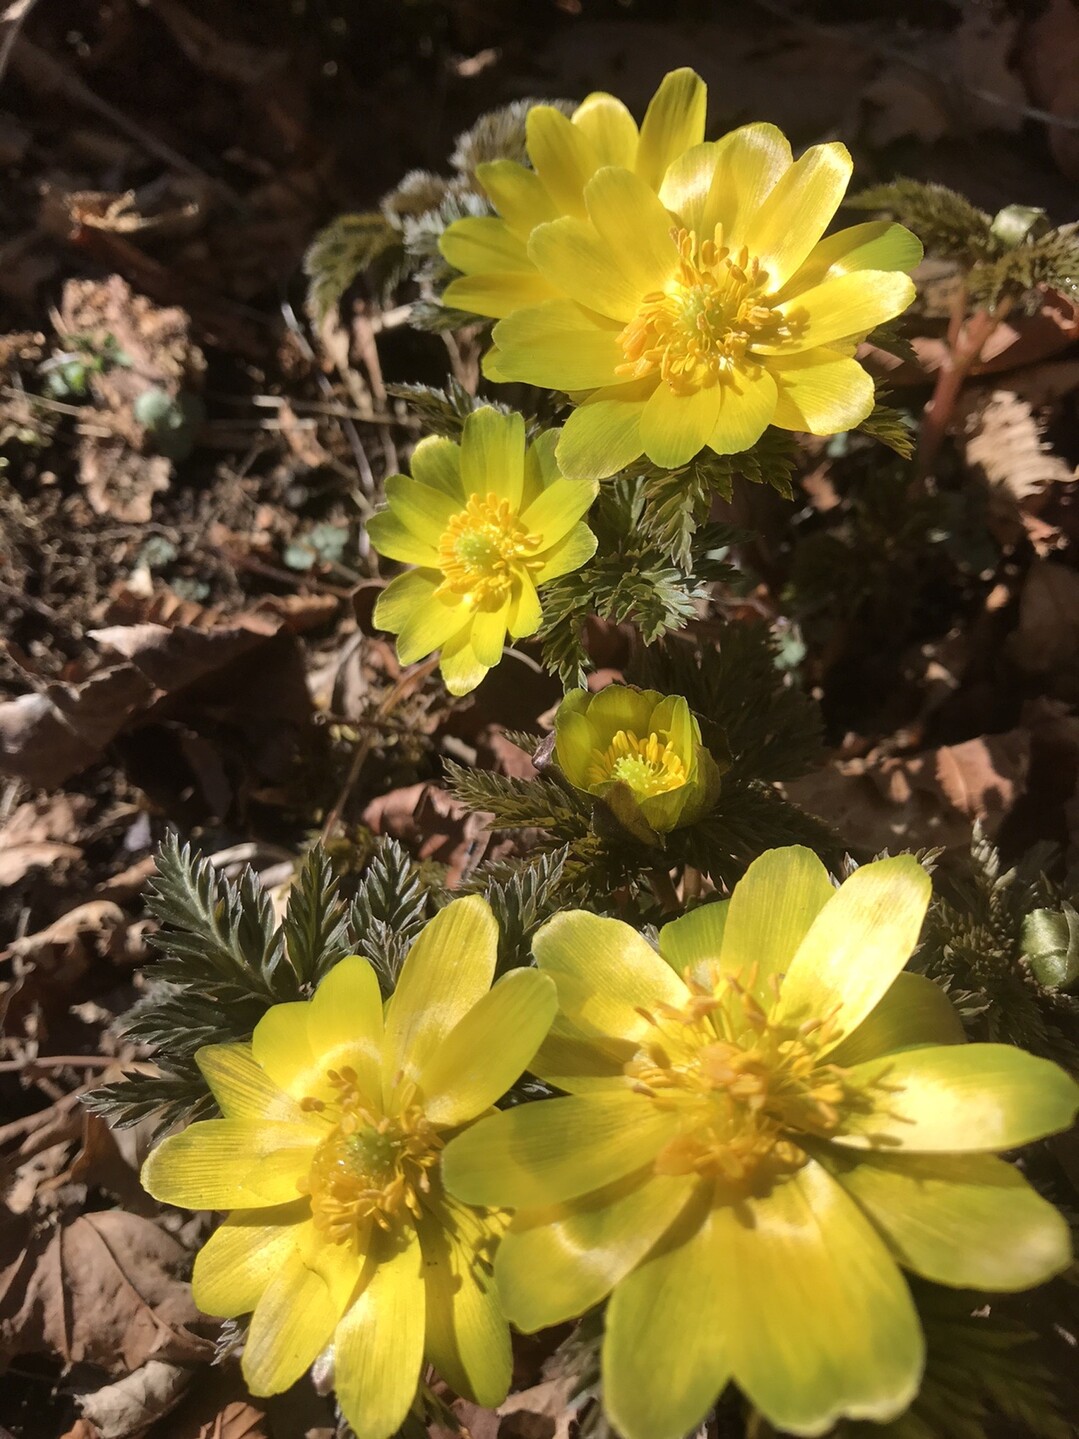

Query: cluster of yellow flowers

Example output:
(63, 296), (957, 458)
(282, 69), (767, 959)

(369, 66), (920, 698)
(144, 850), (1079, 1439)
(139, 67), (1079, 1439)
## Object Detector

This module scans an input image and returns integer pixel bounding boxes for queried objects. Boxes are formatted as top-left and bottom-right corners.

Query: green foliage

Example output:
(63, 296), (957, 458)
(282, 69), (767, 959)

(303, 212), (407, 324)
(476, 846), (582, 973)
(848, 179), (995, 267)
(969, 221), (1079, 310)
(849, 179), (1079, 313)
(839, 1284), (1073, 1439)
(85, 837), (436, 1136)
(385, 378), (513, 438)
(538, 478), (737, 689)
(914, 829), (1079, 1068)
(636, 430), (796, 569)
(857, 400), (915, 460)
(443, 760), (592, 839)
(345, 837), (434, 994)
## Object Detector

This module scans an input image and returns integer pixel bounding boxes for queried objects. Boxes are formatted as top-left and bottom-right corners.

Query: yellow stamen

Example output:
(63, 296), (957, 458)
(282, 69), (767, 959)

(616, 227), (793, 395)
(436, 492), (543, 607)
(625, 972), (872, 1189)
(586, 728), (688, 799)
(297, 1067), (442, 1245)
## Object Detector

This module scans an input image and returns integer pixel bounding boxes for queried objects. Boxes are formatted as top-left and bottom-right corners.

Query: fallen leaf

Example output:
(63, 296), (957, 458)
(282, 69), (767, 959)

(78, 1359), (194, 1439)
(363, 783), (493, 886)
(194, 1400), (271, 1439)
(0, 1209), (213, 1374)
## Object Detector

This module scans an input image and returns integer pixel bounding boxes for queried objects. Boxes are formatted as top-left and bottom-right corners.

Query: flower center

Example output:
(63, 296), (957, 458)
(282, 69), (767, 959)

(586, 728), (688, 799)
(298, 1067), (442, 1245)
(626, 969), (861, 1188)
(436, 492), (543, 607)
(616, 228), (791, 395)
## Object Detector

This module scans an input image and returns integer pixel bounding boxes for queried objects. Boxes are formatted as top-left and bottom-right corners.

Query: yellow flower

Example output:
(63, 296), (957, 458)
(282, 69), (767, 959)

(442, 849), (1079, 1439)
(368, 407), (597, 695)
(554, 685), (722, 840)
(440, 70), (921, 479)
(141, 898), (557, 1439)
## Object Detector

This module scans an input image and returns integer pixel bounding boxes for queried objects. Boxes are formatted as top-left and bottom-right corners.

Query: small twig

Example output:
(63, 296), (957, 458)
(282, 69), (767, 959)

(0, 1087), (87, 1147)
(0, 1054), (130, 1073)
(648, 866), (682, 916)
(916, 298), (1013, 482)
(321, 655), (441, 841)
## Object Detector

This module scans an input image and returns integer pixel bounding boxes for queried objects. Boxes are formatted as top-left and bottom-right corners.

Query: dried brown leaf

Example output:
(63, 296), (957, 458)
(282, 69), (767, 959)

(78, 1359), (194, 1439)
(0, 1209), (213, 1374)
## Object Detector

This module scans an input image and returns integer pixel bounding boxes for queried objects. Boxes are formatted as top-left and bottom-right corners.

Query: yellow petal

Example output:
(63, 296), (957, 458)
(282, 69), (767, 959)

(498, 1169), (695, 1333)
(440, 1090), (674, 1209)
(584, 166), (679, 296)
(251, 1001), (319, 1096)
(769, 348), (875, 435)
(409, 434), (465, 498)
(556, 382), (651, 481)
(367, 509), (440, 567)
(521, 475), (597, 547)
(526, 105), (599, 219)
(772, 855), (931, 1049)
(532, 909), (689, 1044)
(141, 1119), (315, 1209)
(419, 969), (556, 1127)
(528, 216), (644, 321)
(765, 270), (916, 354)
(419, 1198), (511, 1406)
(573, 92), (638, 169)
(374, 567), (443, 634)
(657, 901), (729, 985)
(703, 122), (792, 250)
(603, 1191), (730, 1439)
(639, 382), (721, 470)
(708, 367), (778, 455)
(835, 1042), (1079, 1153)
(335, 1232), (426, 1439)
(508, 577), (543, 638)
(442, 270), (558, 320)
(306, 954), (384, 1105)
(534, 522), (598, 584)
(382, 896), (498, 1099)
(489, 300), (626, 391)
(743, 141), (852, 289)
(658, 141), (719, 236)
(395, 585), (470, 669)
(383, 475), (462, 547)
(529, 1015), (636, 1094)
(476, 159), (559, 240)
(192, 1202), (307, 1317)
(470, 602), (509, 669)
(439, 626), (488, 697)
(522, 426), (560, 508)
(634, 67), (707, 192)
(717, 846), (835, 1009)
(823, 1147), (1073, 1292)
(717, 1160), (923, 1434)
(244, 1246), (347, 1396)
(460, 407), (525, 508)
(440, 216), (530, 274)
(776, 220), (923, 301)
(829, 971), (965, 1068)
(195, 1043), (304, 1123)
